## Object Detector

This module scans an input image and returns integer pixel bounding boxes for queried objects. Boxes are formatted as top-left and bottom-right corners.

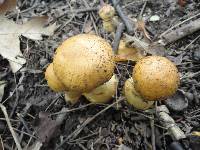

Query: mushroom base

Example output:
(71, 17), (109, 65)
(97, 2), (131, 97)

(83, 75), (118, 103)
(64, 91), (82, 104)
(124, 78), (154, 110)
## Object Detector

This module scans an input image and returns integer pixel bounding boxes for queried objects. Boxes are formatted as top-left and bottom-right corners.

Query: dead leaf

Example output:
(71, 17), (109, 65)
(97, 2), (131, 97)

(21, 17), (57, 40)
(35, 112), (59, 144)
(83, 20), (93, 33)
(0, 16), (57, 72)
(0, 0), (16, 14)
(136, 19), (151, 41)
(148, 42), (166, 56)
(117, 40), (144, 61)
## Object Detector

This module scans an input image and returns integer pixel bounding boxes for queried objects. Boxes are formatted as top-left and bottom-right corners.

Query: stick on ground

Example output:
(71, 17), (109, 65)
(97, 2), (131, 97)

(0, 103), (22, 150)
(160, 18), (200, 45)
(56, 98), (124, 149)
(112, 0), (134, 35)
(112, 23), (125, 54)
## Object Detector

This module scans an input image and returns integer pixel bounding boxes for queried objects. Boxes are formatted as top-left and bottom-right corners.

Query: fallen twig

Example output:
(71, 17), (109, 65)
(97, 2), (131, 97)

(82, 0), (99, 35)
(159, 18), (200, 45)
(56, 98), (124, 149)
(52, 7), (98, 19)
(0, 135), (4, 150)
(50, 103), (99, 116)
(157, 105), (186, 140)
(160, 12), (200, 38)
(0, 103), (22, 150)
(150, 115), (156, 150)
(112, 0), (134, 34)
(112, 23), (125, 54)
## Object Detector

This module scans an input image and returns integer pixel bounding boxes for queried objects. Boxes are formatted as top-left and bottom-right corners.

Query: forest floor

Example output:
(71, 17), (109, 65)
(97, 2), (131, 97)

(0, 0), (200, 150)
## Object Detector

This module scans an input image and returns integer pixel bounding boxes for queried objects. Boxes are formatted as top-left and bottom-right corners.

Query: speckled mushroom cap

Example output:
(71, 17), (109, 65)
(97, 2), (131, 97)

(133, 56), (180, 101)
(53, 34), (115, 93)
(99, 4), (115, 21)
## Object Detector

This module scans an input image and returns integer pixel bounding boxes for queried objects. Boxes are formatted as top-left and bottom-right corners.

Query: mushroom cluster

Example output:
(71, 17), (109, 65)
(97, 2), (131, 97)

(45, 34), (180, 109)
(124, 56), (180, 109)
(45, 34), (118, 103)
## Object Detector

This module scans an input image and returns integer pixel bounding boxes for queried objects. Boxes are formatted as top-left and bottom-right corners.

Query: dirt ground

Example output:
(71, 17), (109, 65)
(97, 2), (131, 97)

(1, 0), (200, 150)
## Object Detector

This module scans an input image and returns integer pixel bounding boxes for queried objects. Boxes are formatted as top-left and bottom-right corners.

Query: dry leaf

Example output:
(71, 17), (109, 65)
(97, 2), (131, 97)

(117, 40), (144, 62)
(0, 16), (57, 72)
(83, 20), (93, 33)
(0, 0), (16, 14)
(136, 19), (151, 41)
(35, 112), (59, 144)
(21, 17), (57, 40)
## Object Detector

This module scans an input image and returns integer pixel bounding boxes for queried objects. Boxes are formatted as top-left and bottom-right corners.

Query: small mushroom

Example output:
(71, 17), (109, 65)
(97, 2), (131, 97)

(124, 78), (154, 110)
(45, 34), (116, 104)
(98, 4), (117, 32)
(99, 4), (115, 21)
(124, 56), (180, 109)
(133, 56), (180, 101)
(102, 20), (115, 33)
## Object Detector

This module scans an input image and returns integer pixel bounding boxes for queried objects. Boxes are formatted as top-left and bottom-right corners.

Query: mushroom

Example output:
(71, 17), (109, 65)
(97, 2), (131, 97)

(99, 4), (115, 21)
(124, 56), (180, 109)
(45, 34), (117, 104)
(124, 78), (154, 110)
(98, 4), (117, 32)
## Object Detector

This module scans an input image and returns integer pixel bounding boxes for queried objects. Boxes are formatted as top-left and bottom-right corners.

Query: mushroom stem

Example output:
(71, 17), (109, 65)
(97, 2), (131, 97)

(124, 78), (154, 110)
(64, 91), (82, 104)
(83, 75), (118, 103)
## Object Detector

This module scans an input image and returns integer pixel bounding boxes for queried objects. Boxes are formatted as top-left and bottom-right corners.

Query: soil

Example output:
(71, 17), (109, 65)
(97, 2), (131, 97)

(0, 0), (200, 150)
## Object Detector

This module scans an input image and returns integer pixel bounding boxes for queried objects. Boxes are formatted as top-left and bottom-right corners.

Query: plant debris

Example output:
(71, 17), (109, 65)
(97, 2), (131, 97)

(0, 16), (56, 72)
(0, 0), (200, 149)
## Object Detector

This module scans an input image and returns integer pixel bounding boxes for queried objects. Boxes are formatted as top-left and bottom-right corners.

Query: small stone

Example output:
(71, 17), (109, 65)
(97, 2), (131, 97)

(149, 15), (160, 22)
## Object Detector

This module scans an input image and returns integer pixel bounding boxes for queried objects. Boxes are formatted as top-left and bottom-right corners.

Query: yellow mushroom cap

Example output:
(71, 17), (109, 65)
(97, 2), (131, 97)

(124, 78), (154, 110)
(45, 63), (65, 92)
(99, 4), (115, 21)
(133, 56), (180, 101)
(53, 34), (115, 93)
